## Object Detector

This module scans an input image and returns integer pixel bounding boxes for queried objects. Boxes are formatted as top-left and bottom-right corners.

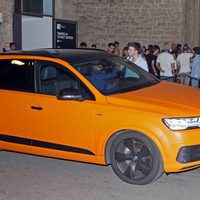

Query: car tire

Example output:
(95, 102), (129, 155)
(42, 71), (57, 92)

(110, 131), (164, 185)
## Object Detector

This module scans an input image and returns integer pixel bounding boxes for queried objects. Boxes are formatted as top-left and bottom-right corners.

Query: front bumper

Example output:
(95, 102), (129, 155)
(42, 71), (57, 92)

(177, 145), (200, 164)
(159, 127), (200, 172)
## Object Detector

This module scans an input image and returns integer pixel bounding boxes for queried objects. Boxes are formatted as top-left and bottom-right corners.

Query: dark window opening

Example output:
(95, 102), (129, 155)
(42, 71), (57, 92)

(36, 61), (95, 100)
(15, 0), (53, 16)
(22, 0), (43, 15)
(0, 59), (33, 92)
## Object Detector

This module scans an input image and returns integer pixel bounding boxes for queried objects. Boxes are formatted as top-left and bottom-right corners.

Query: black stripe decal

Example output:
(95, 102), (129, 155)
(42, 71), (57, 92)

(0, 134), (94, 155)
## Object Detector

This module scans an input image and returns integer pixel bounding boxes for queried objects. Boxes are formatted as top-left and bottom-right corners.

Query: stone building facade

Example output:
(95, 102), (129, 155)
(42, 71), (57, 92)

(0, 0), (14, 50)
(0, 0), (200, 51)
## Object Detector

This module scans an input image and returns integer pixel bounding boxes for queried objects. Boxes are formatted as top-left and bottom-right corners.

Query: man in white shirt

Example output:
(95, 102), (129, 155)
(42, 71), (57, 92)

(177, 44), (193, 85)
(156, 49), (175, 82)
(127, 42), (148, 72)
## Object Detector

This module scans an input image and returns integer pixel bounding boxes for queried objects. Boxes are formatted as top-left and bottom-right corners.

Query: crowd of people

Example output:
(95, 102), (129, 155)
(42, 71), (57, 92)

(90, 41), (200, 88)
(2, 40), (200, 88)
(2, 42), (17, 52)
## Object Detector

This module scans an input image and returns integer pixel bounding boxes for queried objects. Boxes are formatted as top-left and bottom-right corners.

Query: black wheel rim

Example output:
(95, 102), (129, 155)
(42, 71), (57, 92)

(115, 138), (153, 180)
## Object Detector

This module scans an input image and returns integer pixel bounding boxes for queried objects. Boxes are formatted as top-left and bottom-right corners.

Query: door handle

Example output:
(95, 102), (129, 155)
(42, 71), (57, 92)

(31, 106), (43, 110)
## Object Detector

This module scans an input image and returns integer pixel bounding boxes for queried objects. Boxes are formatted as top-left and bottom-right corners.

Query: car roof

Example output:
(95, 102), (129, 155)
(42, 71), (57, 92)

(0, 49), (116, 65)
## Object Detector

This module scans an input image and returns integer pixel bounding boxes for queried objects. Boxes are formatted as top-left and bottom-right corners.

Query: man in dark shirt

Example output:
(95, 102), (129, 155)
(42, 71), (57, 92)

(146, 45), (160, 78)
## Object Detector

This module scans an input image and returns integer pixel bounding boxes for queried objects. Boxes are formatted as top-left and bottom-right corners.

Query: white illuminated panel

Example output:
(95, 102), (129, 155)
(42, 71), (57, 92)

(22, 15), (52, 50)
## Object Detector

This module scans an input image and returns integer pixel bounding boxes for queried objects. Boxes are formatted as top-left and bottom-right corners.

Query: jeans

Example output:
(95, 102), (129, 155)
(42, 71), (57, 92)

(191, 78), (200, 88)
(178, 72), (191, 86)
(160, 76), (174, 82)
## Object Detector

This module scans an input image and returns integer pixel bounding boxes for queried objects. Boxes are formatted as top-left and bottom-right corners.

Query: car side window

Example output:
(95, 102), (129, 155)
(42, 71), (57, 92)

(0, 59), (34, 92)
(36, 61), (95, 100)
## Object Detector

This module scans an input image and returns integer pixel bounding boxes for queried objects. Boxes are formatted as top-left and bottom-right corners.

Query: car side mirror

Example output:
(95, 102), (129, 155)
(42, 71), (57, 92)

(57, 88), (84, 101)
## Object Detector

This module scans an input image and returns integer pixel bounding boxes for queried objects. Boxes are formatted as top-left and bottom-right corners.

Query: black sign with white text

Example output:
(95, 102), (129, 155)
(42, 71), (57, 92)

(55, 20), (77, 49)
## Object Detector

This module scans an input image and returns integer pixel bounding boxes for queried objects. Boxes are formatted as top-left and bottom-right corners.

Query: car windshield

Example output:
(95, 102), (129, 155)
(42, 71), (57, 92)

(74, 56), (159, 95)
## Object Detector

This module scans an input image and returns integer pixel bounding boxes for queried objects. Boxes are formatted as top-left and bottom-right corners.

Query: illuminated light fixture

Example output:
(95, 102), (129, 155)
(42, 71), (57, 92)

(11, 60), (25, 66)
(163, 117), (200, 130)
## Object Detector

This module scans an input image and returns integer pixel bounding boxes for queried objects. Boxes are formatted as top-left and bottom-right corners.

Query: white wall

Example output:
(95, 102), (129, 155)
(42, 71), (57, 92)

(22, 15), (52, 50)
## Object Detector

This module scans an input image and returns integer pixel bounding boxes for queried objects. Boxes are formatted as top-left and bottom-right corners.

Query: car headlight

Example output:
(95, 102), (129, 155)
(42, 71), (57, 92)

(163, 117), (200, 130)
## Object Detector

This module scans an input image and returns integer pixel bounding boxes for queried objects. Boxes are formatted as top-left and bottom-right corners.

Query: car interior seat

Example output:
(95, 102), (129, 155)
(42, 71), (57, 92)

(40, 66), (58, 95)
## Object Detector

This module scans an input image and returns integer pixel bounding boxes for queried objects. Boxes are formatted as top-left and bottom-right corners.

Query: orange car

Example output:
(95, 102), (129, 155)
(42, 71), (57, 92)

(0, 49), (200, 185)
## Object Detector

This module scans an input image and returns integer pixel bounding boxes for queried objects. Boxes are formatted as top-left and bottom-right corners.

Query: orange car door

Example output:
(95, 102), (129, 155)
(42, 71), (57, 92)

(29, 61), (96, 158)
(0, 59), (34, 152)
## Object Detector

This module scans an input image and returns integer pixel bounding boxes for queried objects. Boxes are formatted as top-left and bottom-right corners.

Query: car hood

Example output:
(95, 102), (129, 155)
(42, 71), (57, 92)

(106, 82), (200, 117)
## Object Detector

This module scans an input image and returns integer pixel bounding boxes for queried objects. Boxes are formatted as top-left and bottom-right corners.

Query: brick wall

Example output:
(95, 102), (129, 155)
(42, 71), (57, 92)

(0, 0), (199, 52)
(55, 0), (185, 50)
(184, 0), (200, 47)
(0, 0), (14, 51)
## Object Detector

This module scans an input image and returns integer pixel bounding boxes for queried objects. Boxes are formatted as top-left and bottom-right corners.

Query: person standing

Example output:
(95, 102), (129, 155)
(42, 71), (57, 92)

(146, 45), (159, 77)
(9, 42), (17, 51)
(107, 43), (115, 54)
(156, 49), (175, 82)
(153, 45), (161, 78)
(79, 42), (87, 48)
(190, 47), (200, 88)
(127, 42), (148, 71)
(170, 43), (177, 53)
(176, 44), (193, 85)
(122, 46), (129, 58)
(91, 44), (97, 48)
(3, 42), (17, 52)
(171, 50), (178, 82)
(141, 46), (147, 58)
(114, 41), (120, 55)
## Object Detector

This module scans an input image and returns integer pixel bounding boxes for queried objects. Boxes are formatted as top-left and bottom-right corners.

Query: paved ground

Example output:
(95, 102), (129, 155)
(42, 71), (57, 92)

(0, 151), (200, 200)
